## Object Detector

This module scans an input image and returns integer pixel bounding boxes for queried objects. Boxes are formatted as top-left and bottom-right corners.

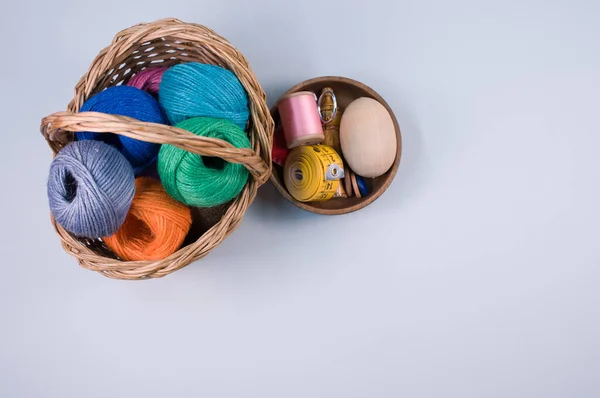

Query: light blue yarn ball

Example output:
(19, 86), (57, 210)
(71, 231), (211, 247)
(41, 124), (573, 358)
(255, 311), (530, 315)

(159, 63), (250, 129)
(47, 140), (135, 238)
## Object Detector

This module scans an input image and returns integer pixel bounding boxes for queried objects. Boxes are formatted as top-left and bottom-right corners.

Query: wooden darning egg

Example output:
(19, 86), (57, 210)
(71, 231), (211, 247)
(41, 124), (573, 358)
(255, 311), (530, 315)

(340, 97), (397, 178)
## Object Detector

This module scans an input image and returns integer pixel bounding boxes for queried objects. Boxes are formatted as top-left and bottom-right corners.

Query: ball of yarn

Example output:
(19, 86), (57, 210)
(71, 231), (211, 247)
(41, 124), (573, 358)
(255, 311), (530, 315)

(47, 140), (135, 238)
(126, 66), (168, 96)
(159, 63), (250, 129)
(158, 117), (251, 207)
(103, 177), (192, 261)
(76, 86), (168, 175)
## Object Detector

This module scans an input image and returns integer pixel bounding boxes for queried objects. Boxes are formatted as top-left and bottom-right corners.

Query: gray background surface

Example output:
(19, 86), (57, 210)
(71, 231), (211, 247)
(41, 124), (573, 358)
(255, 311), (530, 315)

(2, 0), (599, 396)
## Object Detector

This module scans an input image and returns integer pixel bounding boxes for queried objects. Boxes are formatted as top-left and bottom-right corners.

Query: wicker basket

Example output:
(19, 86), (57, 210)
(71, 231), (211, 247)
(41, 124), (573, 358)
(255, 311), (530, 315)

(40, 19), (273, 280)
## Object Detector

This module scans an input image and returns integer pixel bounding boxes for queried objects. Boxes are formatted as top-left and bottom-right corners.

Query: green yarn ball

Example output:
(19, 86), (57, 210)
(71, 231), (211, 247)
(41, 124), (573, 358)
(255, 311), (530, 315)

(158, 117), (251, 207)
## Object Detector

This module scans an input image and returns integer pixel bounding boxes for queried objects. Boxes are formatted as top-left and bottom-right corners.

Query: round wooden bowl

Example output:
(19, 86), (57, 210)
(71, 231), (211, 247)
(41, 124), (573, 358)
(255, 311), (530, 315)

(270, 76), (402, 215)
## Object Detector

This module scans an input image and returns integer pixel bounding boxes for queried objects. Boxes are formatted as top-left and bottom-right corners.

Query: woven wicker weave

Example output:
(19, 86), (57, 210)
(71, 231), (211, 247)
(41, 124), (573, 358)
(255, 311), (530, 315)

(40, 19), (273, 280)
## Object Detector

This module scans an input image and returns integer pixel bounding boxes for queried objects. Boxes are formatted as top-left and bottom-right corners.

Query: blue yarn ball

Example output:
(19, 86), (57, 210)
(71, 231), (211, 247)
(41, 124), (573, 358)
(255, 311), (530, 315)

(47, 140), (136, 238)
(76, 86), (168, 175)
(159, 63), (250, 129)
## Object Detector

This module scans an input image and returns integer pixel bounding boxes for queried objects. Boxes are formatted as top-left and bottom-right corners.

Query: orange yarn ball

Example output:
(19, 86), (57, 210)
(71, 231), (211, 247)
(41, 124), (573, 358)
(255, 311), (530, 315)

(104, 177), (192, 261)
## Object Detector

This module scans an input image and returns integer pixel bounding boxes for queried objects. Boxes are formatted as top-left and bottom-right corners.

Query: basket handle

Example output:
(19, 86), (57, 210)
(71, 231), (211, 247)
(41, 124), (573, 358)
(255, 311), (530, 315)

(41, 111), (270, 184)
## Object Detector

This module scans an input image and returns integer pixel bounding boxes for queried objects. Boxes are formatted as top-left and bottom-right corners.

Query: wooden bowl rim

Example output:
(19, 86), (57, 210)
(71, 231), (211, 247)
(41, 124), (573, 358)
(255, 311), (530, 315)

(269, 76), (402, 215)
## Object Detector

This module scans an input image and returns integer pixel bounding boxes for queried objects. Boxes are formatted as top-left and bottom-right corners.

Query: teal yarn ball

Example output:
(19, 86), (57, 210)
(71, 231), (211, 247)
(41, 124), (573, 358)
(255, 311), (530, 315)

(159, 63), (250, 129)
(158, 117), (251, 207)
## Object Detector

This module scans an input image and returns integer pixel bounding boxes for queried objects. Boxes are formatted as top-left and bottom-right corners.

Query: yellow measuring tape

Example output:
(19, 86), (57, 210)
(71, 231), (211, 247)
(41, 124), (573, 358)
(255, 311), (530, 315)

(284, 145), (345, 202)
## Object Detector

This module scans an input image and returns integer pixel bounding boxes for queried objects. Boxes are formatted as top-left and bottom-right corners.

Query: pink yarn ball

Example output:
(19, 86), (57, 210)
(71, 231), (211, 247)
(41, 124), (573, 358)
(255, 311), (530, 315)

(126, 66), (169, 95)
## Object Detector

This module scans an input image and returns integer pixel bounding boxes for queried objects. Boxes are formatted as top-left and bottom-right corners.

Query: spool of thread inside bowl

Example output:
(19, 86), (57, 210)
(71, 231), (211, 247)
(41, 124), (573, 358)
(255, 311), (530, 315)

(320, 87), (342, 154)
(272, 126), (290, 166)
(76, 86), (168, 175)
(47, 140), (135, 238)
(278, 91), (324, 149)
(103, 177), (192, 261)
(159, 63), (250, 129)
(126, 66), (168, 96)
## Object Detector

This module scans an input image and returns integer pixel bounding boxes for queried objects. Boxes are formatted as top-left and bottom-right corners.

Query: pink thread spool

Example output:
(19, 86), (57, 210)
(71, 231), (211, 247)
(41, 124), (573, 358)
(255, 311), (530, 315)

(278, 91), (324, 149)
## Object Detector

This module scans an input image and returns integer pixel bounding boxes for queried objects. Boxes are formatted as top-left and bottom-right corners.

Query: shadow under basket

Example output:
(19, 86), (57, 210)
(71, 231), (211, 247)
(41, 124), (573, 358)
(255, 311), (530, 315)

(270, 76), (402, 215)
(40, 19), (274, 280)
